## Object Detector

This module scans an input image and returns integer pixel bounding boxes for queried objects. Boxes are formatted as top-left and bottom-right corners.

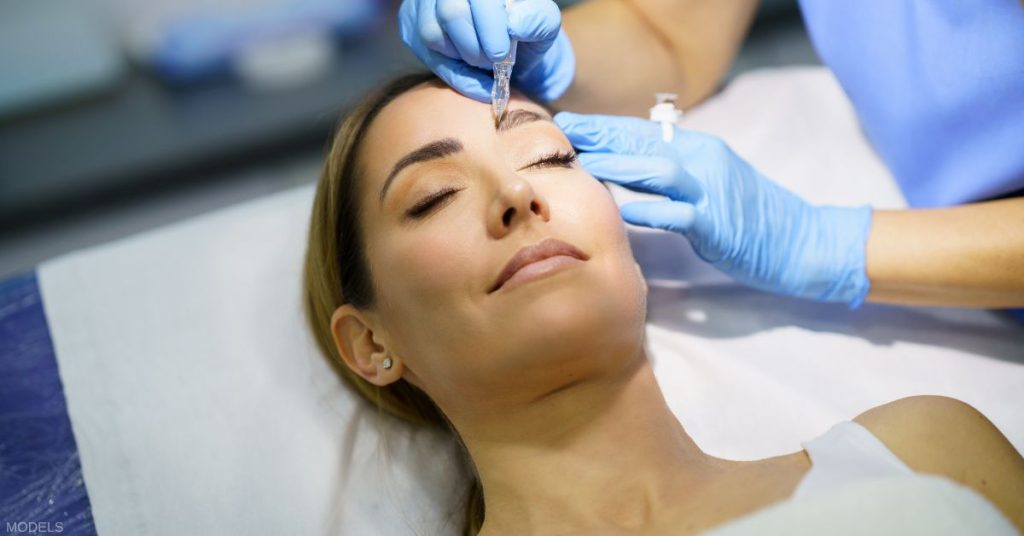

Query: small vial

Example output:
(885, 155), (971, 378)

(649, 93), (683, 142)
(492, 59), (514, 126)
(491, 0), (518, 126)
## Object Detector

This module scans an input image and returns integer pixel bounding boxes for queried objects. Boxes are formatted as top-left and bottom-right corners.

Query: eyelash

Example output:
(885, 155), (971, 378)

(529, 149), (578, 169)
(405, 149), (578, 219)
(407, 185), (462, 218)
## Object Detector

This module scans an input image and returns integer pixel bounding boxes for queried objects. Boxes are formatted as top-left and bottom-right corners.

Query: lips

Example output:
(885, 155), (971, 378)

(489, 238), (589, 293)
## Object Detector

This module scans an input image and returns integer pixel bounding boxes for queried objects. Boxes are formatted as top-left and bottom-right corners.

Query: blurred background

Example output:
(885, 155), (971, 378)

(0, 0), (816, 280)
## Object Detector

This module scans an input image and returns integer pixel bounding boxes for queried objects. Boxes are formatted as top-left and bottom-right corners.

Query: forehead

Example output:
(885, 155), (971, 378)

(357, 81), (551, 194)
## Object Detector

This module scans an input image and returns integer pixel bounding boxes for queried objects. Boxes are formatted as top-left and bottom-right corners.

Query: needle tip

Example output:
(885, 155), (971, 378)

(492, 103), (507, 129)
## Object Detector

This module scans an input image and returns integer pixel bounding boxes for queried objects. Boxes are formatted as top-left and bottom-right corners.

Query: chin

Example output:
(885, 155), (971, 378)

(506, 265), (647, 368)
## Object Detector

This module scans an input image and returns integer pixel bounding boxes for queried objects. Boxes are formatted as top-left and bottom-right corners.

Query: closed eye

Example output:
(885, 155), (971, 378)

(406, 185), (462, 219)
(525, 149), (578, 170)
(404, 149), (577, 220)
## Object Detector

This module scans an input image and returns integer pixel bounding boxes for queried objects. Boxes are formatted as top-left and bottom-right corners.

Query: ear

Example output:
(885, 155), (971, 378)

(330, 304), (403, 387)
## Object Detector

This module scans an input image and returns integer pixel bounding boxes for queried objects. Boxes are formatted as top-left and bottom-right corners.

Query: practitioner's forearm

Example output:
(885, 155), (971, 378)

(865, 198), (1024, 308)
(555, 0), (760, 115)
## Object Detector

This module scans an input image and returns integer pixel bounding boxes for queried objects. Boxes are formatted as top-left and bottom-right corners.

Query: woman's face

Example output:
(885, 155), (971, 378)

(352, 81), (647, 416)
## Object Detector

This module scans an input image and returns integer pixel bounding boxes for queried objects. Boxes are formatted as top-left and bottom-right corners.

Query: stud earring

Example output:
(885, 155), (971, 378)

(382, 357), (393, 370)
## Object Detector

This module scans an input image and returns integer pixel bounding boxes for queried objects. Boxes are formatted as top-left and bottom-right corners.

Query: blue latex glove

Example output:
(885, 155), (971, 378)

(555, 112), (874, 307)
(398, 0), (575, 103)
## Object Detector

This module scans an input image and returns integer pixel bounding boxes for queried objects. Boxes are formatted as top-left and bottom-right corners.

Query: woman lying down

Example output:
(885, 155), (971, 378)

(302, 73), (1024, 536)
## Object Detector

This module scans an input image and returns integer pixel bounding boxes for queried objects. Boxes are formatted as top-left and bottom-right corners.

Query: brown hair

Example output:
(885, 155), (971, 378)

(302, 72), (485, 535)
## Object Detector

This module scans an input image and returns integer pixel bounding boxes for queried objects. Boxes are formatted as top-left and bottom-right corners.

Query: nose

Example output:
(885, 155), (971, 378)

(487, 175), (551, 239)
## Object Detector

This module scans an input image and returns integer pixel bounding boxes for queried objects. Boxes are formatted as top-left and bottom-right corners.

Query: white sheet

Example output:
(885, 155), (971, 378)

(38, 67), (1024, 536)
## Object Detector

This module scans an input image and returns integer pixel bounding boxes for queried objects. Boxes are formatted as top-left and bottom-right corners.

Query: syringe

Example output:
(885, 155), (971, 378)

(491, 0), (517, 127)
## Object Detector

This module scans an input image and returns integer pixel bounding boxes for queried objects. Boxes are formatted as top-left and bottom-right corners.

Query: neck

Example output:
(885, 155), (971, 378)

(457, 350), (731, 535)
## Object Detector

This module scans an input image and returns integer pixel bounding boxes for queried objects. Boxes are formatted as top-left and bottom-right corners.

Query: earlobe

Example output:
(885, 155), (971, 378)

(329, 305), (402, 387)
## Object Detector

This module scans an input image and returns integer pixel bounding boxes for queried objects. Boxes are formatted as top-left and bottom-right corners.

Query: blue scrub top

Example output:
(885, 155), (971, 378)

(797, 0), (1024, 207)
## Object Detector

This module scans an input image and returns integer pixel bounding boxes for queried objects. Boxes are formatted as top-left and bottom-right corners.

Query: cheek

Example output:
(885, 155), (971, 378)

(594, 185), (631, 240)
(365, 230), (480, 372)
(546, 173), (644, 302)
(373, 231), (477, 310)
(550, 174), (632, 250)
(555, 173), (644, 291)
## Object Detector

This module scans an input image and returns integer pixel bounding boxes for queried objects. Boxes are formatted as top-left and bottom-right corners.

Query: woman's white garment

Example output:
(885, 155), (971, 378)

(701, 421), (1018, 535)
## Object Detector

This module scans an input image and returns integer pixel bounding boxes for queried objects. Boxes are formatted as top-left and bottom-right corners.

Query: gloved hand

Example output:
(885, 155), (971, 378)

(555, 112), (874, 307)
(398, 0), (575, 103)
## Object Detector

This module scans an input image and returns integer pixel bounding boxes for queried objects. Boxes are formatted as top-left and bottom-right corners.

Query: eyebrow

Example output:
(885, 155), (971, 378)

(497, 109), (550, 132)
(378, 109), (554, 207)
(379, 138), (463, 206)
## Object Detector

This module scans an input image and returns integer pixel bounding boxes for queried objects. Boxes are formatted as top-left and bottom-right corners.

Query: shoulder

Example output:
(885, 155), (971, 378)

(853, 395), (1024, 530)
(852, 395), (1016, 474)
(853, 395), (1002, 460)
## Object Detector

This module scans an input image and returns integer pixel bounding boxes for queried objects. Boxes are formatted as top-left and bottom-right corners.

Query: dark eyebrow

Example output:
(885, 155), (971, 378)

(497, 109), (551, 133)
(379, 138), (463, 206)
